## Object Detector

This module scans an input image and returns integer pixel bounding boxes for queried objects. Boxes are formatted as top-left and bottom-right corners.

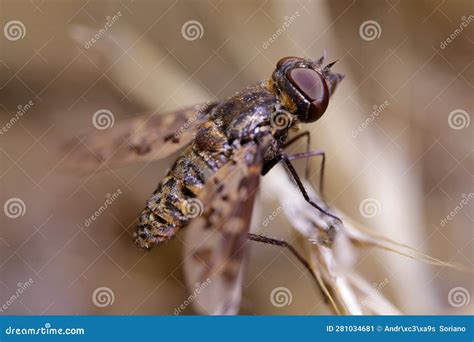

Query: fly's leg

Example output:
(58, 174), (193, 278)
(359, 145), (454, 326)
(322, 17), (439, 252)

(277, 153), (342, 224)
(263, 131), (311, 176)
(248, 233), (339, 314)
(263, 148), (327, 202)
(286, 150), (326, 200)
(277, 132), (326, 199)
(263, 131), (336, 221)
(282, 131), (311, 179)
(248, 233), (318, 285)
(248, 233), (334, 307)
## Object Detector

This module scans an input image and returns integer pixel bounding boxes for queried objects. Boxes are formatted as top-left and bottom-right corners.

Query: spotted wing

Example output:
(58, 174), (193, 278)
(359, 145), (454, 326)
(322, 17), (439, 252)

(183, 143), (262, 315)
(64, 103), (218, 170)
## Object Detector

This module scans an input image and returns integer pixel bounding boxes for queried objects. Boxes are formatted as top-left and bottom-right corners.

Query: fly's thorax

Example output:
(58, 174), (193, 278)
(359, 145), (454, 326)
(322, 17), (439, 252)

(210, 81), (297, 161)
(211, 83), (291, 142)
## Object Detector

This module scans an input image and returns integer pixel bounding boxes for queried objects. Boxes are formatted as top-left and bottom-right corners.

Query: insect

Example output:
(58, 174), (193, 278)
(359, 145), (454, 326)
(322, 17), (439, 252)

(68, 55), (343, 314)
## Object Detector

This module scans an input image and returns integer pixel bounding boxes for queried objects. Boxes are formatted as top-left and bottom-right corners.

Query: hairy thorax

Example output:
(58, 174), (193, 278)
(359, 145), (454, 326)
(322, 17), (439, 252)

(134, 81), (291, 249)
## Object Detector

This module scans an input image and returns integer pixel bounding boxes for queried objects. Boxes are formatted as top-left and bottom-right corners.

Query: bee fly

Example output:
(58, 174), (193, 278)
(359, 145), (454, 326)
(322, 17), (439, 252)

(68, 55), (343, 314)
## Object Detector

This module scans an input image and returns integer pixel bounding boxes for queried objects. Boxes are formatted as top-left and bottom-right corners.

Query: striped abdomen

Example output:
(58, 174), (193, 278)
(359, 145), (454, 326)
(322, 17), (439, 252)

(134, 121), (230, 249)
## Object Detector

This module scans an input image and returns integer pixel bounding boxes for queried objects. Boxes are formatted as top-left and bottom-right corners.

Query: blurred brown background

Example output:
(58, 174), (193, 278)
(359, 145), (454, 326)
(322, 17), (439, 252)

(0, 0), (472, 315)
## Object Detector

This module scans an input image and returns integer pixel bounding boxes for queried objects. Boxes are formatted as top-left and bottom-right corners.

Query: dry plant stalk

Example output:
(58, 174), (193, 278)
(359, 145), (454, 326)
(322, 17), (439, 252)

(261, 165), (468, 315)
(68, 21), (468, 316)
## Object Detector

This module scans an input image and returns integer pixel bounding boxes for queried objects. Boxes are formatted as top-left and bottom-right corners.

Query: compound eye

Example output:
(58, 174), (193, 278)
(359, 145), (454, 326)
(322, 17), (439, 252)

(287, 68), (329, 122)
(276, 56), (303, 69)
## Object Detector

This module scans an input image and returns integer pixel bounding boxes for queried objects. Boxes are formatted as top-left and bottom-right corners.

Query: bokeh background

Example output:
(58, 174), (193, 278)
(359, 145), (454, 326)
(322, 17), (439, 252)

(0, 0), (472, 315)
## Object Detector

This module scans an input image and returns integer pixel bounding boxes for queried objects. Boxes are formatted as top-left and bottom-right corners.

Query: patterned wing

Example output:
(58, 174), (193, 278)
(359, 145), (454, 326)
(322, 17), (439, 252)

(65, 103), (218, 170)
(182, 143), (262, 315)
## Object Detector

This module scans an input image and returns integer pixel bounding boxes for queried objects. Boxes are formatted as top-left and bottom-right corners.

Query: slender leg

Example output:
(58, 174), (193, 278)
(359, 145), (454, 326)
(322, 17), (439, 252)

(286, 150), (326, 200)
(282, 131), (311, 179)
(249, 233), (341, 314)
(279, 153), (342, 224)
(248, 233), (341, 314)
(263, 149), (328, 203)
(248, 233), (318, 286)
(280, 132), (326, 198)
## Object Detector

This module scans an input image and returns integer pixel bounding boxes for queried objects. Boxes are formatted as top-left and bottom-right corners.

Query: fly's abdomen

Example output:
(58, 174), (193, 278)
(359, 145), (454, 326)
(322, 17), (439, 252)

(134, 145), (228, 249)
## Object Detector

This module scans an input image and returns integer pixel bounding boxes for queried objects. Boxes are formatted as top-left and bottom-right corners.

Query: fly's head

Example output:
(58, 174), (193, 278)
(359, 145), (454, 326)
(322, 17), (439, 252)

(271, 55), (344, 123)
